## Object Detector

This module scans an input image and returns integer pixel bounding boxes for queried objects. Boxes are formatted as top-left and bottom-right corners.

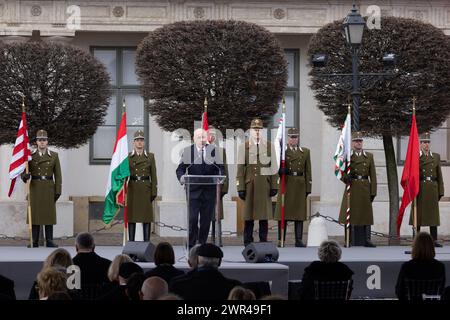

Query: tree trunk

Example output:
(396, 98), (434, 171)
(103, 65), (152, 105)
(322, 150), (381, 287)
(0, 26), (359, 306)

(383, 135), (400, 245)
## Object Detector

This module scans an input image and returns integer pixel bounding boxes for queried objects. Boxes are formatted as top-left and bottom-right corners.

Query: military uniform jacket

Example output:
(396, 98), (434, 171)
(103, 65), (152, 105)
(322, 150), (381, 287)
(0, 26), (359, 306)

(339, 150), (377, 225)
(236, 140), (278, 221)
(127, 150), (157, 223)
(275, 147), (312, 221)
(409, 152), (444, 226)
(22, 149), (62, 225)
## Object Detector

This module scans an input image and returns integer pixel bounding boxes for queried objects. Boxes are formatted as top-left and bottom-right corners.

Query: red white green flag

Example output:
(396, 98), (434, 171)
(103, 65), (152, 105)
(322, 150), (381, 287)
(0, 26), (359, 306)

(103, 111), (130, 225)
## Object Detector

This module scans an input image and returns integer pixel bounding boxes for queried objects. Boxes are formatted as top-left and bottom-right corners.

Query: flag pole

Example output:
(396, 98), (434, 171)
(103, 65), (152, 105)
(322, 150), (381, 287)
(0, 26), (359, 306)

(23, 98), (33, 248)
(280, 97), (286, 247)
(412, 97), (418, 238)
(122, 99), (129, 246)
(345, 103), (351, 248)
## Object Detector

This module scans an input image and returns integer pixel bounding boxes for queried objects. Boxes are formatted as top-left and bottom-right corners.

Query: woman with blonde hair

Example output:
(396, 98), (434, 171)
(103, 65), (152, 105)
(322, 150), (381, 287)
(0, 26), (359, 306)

(107, 254), (133, 283)
(29, 248), (72, 299)
(36, 267), (68, 300)
(228, 286), (256, 300)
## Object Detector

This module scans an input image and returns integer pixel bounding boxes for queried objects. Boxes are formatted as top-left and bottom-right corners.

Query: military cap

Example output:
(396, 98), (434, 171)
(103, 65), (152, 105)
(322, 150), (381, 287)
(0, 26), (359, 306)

(287, 128), (299, 136)
(133, 130), (145, 140)
(119, 262), (143, 279)
(250, 118), (263, 129)
(197, 243), (223, 258)
(351, 131), (364, 141)
(419, 132), (431, 142)
(36, 129), (48, 140)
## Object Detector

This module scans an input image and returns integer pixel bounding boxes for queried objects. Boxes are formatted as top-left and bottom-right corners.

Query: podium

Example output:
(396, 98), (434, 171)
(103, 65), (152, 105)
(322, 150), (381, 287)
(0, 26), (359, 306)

(181, 174), (226, 250)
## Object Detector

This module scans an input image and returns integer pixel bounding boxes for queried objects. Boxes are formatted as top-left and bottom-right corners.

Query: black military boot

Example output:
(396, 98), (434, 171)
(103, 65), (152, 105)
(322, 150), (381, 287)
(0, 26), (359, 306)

(294, 221), (306, 247)
(277, 221), (287, 247)
(243, 220), (254, 246)
(128, 223), (136, 241)
(27, 225), (40, 248)
(259, 220), (268, 242)
(44, 225), (58, 248)
(143, 223), (151, 242)
(430, 226), (442, 247)
(364, 225), (376, 248)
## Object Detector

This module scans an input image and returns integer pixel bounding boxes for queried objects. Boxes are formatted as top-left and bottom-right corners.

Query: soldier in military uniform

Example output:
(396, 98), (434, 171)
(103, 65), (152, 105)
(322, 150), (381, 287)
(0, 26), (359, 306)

(237, 118), (278, 246)
(127, 130), (158, 241)
(339, 132), (377, 247)
(21, 130), (61, 248)
(410, 132), (444, 247)
(274, 128), (311, 247)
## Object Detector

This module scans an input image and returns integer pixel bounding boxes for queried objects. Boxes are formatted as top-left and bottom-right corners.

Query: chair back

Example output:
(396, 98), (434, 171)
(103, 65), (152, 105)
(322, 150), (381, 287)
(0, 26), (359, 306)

(405, 278), (444, 301)
(314, 279), (353, 300)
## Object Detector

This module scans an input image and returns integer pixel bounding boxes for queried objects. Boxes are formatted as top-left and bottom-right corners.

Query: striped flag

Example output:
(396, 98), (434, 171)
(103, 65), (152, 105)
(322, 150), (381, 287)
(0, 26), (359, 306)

(8, 112), (32, 197)
(333, 113), (352, 179)
(102, 111), (130, 225)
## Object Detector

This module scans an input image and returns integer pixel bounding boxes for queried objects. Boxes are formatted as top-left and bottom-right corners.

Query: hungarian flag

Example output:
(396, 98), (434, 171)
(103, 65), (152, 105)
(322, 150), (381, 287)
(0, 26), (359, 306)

(397, 114), (419, 235)
(202, 106), (211, 143)
(334, 113), (351, 180)
(274, 112), (286, 170)
(8, 112), (32, 197)
(103, 111), (130, 225)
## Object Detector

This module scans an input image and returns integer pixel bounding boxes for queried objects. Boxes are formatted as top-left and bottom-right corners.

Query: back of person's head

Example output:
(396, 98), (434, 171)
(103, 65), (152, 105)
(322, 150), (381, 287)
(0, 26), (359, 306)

(125, 273), (146, 301)
(75, 232), (95, 251)
(140, 276), (168, 300)
(37, 267), (68, 299)
(188, 244), (201, 269)
(119, 262), (143, 283)
(157, 293), (182, 300)
(108, 254), (133, 282)
(228, 286), (256, 300)
(47, 291), (72, 300)
(197, 243), (223, 269)
(43, 248), (73, 270)
(412, 232), (435, 260)
(318, 240), (342, 263)
(154, 242), (175, 266)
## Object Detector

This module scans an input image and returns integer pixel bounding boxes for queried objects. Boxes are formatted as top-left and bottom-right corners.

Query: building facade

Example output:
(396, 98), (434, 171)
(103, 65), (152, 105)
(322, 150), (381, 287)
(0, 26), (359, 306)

(1, 0), (450, 239)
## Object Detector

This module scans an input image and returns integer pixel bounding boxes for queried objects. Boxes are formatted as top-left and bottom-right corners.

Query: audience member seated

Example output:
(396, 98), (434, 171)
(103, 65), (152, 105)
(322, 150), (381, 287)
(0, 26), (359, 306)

(0, 274), (16, 300)
(144, 242), (184, 283)
(228, 286), (256, 300)
(29, 248), (72, 300)
(396, 232), (446, 300)
(36, 267), (68, 300)
(170, 243), (241, 300)
(73, 233), (112, 287)
(170, 244), (201, 287)
(98, 262), (143, 300)
(125, 272), (146, 301)
(299, 240), (353, 300)
(140, 276), (168, 300)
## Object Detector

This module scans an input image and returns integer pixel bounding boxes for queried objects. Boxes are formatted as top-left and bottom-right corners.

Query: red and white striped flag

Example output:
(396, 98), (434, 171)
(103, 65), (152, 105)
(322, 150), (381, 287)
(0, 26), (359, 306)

(8, 112), (32, 197)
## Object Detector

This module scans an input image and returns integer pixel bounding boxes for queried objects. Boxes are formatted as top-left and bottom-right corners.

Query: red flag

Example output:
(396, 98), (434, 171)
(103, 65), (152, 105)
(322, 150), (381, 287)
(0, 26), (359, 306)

(397, 114), (420, 235)
(202, 110), (211, 143)
(8, 112), (32, 197)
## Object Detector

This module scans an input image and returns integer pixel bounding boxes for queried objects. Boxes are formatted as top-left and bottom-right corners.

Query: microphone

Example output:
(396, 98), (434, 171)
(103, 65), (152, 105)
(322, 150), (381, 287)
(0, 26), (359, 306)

(203, 145), (223, 176)
(180, 145), (203, 184)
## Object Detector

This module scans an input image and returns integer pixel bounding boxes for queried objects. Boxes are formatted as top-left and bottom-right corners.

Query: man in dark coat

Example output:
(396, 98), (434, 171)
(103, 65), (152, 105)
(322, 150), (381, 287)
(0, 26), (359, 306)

(176, 128), (224, 248)
(409, 132), (444, 247)
(237, 118), (278, 246)
(127, 130), (158, 241)
(169, 243), (241, 300)
(0, 275), (16, 300)
(275, 128), (311, 247)
(72, 233), (112, 287)
(22, 129), (62, 248)
(339, 132), (377, 247)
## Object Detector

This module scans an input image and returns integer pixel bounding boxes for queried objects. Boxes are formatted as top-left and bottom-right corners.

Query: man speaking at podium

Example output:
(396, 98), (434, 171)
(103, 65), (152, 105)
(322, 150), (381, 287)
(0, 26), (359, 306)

(177, 128), (224, 248)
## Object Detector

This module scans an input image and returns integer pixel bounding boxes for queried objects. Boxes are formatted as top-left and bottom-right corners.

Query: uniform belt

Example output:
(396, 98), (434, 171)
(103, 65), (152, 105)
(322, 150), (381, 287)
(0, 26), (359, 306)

(31, 175), (53, 181)
(288, 172), (304, 176)
(351, 175), (369, 180)
(130, 175), (150, 181)
(420, 176), (437, 182)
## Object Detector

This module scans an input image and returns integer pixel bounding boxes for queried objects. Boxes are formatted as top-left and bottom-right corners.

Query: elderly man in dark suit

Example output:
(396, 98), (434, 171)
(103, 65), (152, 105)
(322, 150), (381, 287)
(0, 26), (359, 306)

(176, 128), (224, 248)
(169, 243), (241, 300)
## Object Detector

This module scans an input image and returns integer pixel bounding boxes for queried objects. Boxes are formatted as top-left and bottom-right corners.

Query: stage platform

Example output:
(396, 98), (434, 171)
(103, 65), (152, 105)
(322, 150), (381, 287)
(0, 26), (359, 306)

(1, 245), (449, 300)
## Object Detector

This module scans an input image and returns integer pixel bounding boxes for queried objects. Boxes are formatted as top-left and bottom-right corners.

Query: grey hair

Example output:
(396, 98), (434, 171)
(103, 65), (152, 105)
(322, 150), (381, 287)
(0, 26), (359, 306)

(188, 244), (201, 268)
(318, 240), (342, 263)
(198, 256), (221, 268)
(75, 232), (95, 250)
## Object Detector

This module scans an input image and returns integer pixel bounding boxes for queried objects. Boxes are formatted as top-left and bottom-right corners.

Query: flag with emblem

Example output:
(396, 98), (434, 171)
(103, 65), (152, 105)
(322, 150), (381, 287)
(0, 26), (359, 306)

(8, 111), (32, 197)
(103, 111), (130, 225)
(334, 113), (351, 179)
